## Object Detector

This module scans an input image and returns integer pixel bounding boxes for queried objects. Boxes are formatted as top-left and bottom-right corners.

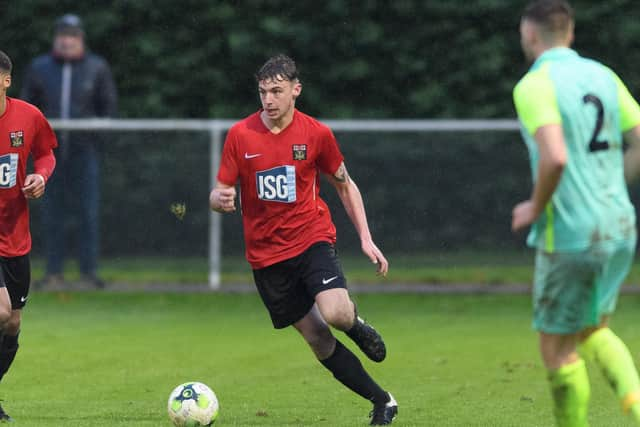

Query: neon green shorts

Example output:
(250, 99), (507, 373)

(532, 238), (636, 334)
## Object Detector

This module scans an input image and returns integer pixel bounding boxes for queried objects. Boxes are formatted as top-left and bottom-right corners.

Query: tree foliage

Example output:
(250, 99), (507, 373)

(5, 1), (640, 120)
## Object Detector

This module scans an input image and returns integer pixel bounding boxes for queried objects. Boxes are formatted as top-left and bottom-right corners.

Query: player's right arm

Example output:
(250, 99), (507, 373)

(209, 182), (236, 213)
(512, 124), (567, 231)
(24, 111), (58, 199)
(511, 69), (567, 232)
(211, 127), (240, 213)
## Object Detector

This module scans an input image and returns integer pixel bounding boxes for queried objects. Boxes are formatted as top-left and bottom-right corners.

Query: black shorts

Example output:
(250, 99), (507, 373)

(0, 254), (30, 310)
(253, 242), (347, 329)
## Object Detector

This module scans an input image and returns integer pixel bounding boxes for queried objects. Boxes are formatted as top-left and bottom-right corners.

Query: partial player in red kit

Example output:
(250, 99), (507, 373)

(0, 51), (57, 422)
(210, 54), (397, 425)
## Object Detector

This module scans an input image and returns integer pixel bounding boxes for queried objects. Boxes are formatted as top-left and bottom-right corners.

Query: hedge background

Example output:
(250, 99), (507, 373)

(7, 1), (640, 119)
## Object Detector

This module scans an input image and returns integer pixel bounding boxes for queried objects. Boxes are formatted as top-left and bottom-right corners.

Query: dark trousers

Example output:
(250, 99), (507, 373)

(42, 142), (99, 277)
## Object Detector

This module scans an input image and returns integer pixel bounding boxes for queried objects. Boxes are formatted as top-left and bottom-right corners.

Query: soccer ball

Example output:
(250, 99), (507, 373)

(167, 382), (219, 426)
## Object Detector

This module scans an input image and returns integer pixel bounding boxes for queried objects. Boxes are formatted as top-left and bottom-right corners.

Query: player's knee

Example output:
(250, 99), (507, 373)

(539, 333), (580, 370)
(320, 304), (355, 331)
(578, 326), (600, 342)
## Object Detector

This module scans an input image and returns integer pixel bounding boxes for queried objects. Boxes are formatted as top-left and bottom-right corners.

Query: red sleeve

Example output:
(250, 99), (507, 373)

(316, 126), (344, 175)
(31, 114), (58, 182)
(216, 128), (239, 185)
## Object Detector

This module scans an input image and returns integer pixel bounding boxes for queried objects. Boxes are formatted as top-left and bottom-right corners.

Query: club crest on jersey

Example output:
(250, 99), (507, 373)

(292, 144), (307, 160)
(9, 131), (23, 148)
(0, 154), (19, 189)
(256, 165), (296, 203)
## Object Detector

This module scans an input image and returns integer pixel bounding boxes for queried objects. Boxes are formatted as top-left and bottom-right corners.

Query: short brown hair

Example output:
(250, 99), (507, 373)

(255, 54), (298, 83)
(523, 0), (574, 36)
(0, 51), (12, 74)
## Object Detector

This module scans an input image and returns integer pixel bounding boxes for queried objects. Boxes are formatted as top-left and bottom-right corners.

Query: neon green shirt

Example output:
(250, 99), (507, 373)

(513, 48), (640, 251)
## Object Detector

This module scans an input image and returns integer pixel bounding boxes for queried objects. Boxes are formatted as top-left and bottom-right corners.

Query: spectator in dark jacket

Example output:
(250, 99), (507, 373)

(21, 14), (117, 288)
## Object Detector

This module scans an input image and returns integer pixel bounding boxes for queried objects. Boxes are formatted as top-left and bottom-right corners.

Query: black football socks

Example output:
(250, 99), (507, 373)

(0, 332), (19, 382)
(320, 339), (388, 405)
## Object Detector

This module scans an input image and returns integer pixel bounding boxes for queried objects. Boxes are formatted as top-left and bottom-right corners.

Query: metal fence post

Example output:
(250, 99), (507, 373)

(208, 123), (222, 289)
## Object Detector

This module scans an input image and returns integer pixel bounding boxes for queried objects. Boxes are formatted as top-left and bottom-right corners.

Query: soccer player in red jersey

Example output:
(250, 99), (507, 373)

(210, 54), (397, 425)
(0, 51), (57, 422)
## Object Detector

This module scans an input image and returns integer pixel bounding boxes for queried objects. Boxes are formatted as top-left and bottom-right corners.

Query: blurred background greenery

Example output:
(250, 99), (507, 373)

(6, 1), (640, 119)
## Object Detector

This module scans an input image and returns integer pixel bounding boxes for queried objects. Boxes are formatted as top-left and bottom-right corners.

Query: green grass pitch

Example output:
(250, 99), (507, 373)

(4, 291), (640, 426)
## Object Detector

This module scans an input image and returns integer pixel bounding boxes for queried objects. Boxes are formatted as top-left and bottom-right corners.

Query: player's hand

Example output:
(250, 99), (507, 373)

(512, 200), (538, 232)
(361, 239), (388, 276)
(22, 174), (45, 199)
(210, 187), (236, 213)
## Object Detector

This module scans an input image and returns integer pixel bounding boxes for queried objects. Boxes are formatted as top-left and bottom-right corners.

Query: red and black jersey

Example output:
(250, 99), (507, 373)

(217, 109), (344, 268)
(0, 97), (57, 257)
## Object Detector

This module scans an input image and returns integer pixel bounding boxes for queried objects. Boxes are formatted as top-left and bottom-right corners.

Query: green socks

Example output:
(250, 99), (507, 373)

(548, 358), (591, 427)
(580, 327), (640, 422)
(545, 328), (640, 426)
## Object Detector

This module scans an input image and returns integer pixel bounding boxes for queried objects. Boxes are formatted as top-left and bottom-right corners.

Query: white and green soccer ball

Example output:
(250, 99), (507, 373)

(167, 382), (219, 426)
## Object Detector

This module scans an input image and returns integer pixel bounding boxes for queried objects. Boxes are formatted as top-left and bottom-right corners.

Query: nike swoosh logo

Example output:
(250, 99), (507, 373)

(322, 276), (339, 285)
(245, 153), (262, 159)
(20, 296), (27, 303)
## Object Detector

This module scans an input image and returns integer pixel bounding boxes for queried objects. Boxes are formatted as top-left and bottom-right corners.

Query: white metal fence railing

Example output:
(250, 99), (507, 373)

(48, 118), (520, 290)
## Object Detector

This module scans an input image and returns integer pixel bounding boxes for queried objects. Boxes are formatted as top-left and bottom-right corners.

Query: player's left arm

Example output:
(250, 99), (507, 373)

(24, 149), (56, 199)
(24, 117), (58, 199)
(325, 162), (388, 276)
(512, 125), (567, 231)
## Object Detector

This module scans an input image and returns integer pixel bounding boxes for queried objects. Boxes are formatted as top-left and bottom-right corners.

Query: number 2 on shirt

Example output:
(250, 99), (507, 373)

(583, 93), (610, 152)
